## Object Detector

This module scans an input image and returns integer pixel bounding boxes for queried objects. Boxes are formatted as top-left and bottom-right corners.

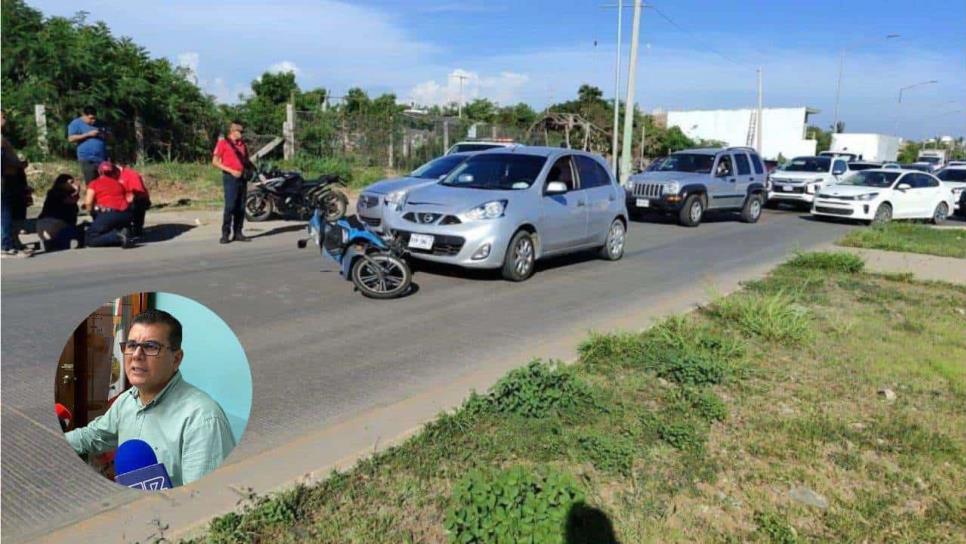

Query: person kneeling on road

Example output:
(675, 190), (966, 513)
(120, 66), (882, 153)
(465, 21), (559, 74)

(37, 174), (85, 251)
(85, 161), (134, 248)
(118, 163), (150, 237)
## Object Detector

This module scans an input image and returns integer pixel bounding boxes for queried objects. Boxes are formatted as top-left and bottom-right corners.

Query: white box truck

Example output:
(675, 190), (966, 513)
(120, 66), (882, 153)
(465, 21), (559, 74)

(916, 149), (946, 171)
(827, 133), (900, 162)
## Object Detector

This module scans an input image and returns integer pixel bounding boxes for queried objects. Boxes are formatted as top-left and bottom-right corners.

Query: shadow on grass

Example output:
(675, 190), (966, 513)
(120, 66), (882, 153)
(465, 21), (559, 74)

(565, 503), (620, 544)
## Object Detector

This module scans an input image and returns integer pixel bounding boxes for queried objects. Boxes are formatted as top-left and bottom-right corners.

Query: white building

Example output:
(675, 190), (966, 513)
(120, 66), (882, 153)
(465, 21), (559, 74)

(662, 107), (820, 160)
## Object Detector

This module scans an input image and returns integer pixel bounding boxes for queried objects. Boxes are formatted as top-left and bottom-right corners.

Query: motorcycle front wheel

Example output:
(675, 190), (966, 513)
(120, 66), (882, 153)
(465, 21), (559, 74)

(321, 191), (348, 222)
(350, 252), (412, 299)
(245, 192), (274, 222)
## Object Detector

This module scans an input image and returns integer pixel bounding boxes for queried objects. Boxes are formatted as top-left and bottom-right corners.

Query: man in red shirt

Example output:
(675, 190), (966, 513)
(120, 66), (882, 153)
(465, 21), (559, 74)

(84, 161), (134, 248)
(118, 163), (151, 236)
(211, 121), (252, 244)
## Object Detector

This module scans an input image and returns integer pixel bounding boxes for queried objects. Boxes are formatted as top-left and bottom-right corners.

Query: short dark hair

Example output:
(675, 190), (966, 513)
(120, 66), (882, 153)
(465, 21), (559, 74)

(230, 120), (243, 128)
(51, 174), (75, 193)
(130, 309), (183, 350)
(82, 106), (97, 116)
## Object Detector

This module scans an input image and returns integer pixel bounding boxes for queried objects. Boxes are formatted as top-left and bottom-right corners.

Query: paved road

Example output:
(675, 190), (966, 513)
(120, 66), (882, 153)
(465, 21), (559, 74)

(1, 208), (855, 541)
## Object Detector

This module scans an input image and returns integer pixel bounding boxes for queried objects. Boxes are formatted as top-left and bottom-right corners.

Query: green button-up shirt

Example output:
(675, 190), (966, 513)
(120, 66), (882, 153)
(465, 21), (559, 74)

(65, 371), (236, 487)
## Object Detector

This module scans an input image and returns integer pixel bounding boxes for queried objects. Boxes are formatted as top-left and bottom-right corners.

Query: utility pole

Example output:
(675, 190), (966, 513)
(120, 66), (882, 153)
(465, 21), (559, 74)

(619, 0), (643, 186)
(894, 80), (938, 136)
(832, 34), (899, 134)
(452, 74), (469, 119)
(756, 67), (763, 155)
(611, 0), (622, 173)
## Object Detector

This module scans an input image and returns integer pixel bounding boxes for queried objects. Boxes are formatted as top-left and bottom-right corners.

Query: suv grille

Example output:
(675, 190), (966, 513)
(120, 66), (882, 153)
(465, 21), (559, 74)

(358, 194), (380, 208)
(632, 183), (663, 198)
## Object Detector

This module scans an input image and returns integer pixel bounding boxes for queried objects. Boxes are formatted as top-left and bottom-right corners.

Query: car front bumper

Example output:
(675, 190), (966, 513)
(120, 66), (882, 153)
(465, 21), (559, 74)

(810, 198), (878, 221)
(390, 217), (514, 269)
(768, 185), (815, 203)
(625, 193), (685, 213)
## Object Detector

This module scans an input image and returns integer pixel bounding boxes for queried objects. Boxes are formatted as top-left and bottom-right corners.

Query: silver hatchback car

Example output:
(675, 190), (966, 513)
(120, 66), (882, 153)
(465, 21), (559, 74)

(386, 146), (628, 281)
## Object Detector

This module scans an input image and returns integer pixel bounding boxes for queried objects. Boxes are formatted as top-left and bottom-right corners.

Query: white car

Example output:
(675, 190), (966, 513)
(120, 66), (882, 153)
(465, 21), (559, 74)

(936, 166), (966, 215)
(445, 140), (517, 155)
(768, 155), (851, 206)
(812, 169), (955, 225)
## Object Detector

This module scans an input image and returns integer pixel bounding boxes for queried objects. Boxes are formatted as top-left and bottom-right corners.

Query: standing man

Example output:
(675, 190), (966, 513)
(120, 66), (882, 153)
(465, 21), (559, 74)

(211, 121), (252, 244)
(64, 309), (237, 487)
(67, 106), (109, 183)
(1, 109), (33, 258)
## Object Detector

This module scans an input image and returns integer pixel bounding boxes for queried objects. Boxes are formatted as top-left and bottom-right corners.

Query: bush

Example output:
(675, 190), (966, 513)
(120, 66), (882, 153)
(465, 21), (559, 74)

(445, 466), (585, 544)
(656, 417), (707, 452)
(575, 432), (635, 476)
(655, 351), (728, 386)
(786, 251), (864, 273)
(578, 332), (648, 368)
(483, 360), (594, 418)
(707, 292), (811, 343)
(670, 387), (728, 423)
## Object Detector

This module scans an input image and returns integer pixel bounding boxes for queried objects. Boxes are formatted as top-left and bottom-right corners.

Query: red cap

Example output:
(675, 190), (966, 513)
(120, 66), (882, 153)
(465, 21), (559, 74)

(55, 403), (72, 422)
(97, 161), (117, 177)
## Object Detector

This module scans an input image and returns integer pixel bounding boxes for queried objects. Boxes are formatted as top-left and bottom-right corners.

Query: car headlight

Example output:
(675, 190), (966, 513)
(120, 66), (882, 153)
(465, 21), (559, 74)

(856, 192), (879, 201)
(384, 190), (407, 211)
(661, 181), (680, 195)
(463, 200), (507, 221)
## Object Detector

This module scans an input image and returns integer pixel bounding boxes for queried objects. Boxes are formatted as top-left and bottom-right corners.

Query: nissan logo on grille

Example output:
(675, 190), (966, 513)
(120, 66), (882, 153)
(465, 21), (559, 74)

(419, 213), (440, 224)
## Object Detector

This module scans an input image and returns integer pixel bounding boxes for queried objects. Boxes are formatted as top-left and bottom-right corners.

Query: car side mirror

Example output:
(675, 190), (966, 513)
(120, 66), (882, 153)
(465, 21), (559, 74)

(546, 181), (568, 194)
(833, 169), (845, 175)
(897, 183), (911, 191)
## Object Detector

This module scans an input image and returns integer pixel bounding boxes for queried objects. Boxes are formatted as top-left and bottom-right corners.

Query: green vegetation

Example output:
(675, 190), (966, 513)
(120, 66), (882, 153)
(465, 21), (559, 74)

(839, 223), (966, 259)
(185, 253), (966, 542)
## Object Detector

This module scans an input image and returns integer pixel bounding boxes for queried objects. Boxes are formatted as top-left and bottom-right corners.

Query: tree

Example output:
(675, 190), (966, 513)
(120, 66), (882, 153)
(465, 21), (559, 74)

(806, 125), (832, 153)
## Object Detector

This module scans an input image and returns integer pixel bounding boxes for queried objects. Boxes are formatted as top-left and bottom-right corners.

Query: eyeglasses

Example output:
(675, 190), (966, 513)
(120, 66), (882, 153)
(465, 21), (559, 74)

(119, 340), (174, 357)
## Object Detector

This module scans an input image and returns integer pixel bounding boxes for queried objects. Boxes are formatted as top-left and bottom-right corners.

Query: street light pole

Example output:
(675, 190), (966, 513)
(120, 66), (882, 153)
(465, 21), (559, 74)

(894, 79), (938, 136)
(619, 0), (643, 186)
(611, 0), (622, 173)
(832, 34), (899, 133)
(451, 74), (469, 119)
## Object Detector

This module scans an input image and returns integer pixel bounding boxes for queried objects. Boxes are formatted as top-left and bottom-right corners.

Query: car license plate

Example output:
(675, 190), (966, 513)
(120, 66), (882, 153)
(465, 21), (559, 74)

(408, 233), (434, 250)
(782, 185), (793, 192)
(636, 198), (650, 208)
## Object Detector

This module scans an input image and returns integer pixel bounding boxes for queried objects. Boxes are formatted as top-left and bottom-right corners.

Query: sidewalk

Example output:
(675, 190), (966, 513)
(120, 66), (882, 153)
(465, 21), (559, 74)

(838, 246), (966, 285)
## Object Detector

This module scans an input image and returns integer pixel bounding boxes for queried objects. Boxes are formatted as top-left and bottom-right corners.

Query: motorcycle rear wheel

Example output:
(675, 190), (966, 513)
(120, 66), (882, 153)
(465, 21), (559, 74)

(350, 252), (411, 299)
(321, 192), (348, 222)
(245, 192), (274, 222)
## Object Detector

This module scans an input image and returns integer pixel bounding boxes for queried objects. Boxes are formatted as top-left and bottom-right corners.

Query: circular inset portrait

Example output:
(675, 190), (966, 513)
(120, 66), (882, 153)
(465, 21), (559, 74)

(53, 292), (252, 490)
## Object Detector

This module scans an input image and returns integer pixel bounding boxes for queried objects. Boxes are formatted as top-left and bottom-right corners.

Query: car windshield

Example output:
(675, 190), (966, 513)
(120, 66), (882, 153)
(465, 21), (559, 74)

(937, 168), (966, 182)
(440, 153), (546, 190)
(410, 155), (467, 179)
(646, 158), (666, 171)
(784, 157), (831, 172)
(918, 156), (942, 164)
(840, 171), (901, 188)
(902, 164), (929, 172)
(848, 163), (880, 171)
(450, 143), (503, 153)
(658, 153), (715, 173)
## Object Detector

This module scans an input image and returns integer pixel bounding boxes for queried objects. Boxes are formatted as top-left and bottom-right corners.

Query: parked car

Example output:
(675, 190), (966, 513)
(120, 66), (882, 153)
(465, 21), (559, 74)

(764, 159), (779, 174)
(767, 155), (851, 208)
(625, 146), (768, 226)
(846, 161), (882, 171)
(357, 152), (476, 233)
(947, 160), (966, 167)
(388, 146), (628, 281)
(935, 166), (966, 216)
(819, 150), (861, 162)
(445, 139), (517, 155)
(811, 169), (955, 225)
(881, 162), (901, 169)
(900, 163), (933, 172)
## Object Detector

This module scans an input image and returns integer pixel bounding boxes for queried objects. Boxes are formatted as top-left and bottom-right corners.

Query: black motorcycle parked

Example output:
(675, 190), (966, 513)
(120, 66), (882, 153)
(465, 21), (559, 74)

(245, 167), (349, 222)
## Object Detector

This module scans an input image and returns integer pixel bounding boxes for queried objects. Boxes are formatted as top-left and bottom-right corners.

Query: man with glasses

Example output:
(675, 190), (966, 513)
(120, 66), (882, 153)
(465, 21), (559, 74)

(212, 121), (252, 244)
(64, 309), (236, 487)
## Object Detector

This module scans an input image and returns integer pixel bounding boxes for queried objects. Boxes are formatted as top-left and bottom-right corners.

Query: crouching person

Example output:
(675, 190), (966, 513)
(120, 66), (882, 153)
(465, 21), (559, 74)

(37, 174), (84, 251)
(118, 163), (150, 236)
(85, 161), (134, 248)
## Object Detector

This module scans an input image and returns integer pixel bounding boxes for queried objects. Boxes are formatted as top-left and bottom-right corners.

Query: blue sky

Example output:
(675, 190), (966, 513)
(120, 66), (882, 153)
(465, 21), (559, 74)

(27, 0), (966, 139)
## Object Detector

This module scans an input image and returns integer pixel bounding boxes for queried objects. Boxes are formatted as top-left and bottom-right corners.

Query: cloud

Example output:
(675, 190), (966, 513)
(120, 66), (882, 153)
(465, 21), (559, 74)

(268, 61), (300, 75)
(176, 52), (199, 77)
(409, 69), (530, 106)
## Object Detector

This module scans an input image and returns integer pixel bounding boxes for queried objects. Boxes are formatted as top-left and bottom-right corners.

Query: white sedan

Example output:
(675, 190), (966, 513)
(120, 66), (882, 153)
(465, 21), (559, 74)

(936, 166), (966, 215)
(811, 169), (955, 225)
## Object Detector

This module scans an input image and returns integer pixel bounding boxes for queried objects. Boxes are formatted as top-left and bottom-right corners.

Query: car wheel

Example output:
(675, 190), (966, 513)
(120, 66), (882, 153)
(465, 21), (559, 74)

(501, 230), (536, 282)
(740, 194), (763, 223)
(871, 203), (892, 226)
(930, 202), (948, 225)
(678, 195), (703, 227)
(598, 219), (625, 261)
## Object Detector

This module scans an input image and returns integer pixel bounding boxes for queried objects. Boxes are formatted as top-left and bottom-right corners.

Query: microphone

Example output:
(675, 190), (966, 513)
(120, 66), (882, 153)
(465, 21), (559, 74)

(114, 439), (173, 490)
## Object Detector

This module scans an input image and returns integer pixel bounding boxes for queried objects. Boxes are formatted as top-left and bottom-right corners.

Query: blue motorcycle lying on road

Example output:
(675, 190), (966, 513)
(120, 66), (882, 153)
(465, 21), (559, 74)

(298, 210), (413, 299)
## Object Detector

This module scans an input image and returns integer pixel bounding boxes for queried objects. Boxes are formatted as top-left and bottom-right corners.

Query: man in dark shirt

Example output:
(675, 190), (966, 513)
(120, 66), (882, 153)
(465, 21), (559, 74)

(67, 106), (109, 183)
(37, 174), (82, 251)
(211, 121), (252, 244)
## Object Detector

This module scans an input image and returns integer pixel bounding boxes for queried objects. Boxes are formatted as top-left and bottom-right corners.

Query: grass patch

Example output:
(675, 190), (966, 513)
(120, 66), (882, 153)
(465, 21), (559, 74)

(839, 222), (966, 259)
(188, 259), (966, 544)
(785, 250), (865, 273)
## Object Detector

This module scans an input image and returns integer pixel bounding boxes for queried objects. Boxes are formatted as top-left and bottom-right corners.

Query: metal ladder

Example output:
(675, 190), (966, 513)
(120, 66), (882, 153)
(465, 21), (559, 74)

(746, 110), (757, 146)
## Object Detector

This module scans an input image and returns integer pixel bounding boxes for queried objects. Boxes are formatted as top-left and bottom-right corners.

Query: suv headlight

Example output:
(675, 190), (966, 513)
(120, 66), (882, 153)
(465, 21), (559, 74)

(661, 181), (680, 195)
(462, 200), (507, 221)
(384, 190), (407, 211)
(856, 192), (879, 201)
